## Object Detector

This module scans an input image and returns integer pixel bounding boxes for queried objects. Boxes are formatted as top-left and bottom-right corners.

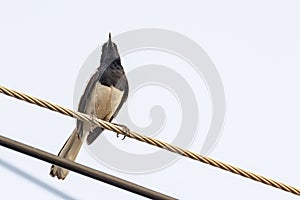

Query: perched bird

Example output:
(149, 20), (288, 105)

(50, 33), (129, 179)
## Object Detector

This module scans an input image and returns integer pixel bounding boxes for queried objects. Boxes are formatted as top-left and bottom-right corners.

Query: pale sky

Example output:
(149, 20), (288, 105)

(0, 1), (300, 199)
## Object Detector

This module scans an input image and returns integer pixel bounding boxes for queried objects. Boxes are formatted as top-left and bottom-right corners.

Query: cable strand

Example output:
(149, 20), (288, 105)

(0, 85), (299, 196)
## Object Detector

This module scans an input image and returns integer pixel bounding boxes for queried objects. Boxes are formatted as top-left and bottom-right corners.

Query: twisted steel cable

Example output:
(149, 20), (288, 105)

(0, 85), (299, 196)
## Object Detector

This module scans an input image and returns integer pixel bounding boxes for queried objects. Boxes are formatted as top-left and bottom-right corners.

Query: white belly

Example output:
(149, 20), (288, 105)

(84, 82), (124, 132)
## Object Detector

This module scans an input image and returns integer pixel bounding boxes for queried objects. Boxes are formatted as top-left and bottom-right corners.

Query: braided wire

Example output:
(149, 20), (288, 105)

(0, 85), (299, 196)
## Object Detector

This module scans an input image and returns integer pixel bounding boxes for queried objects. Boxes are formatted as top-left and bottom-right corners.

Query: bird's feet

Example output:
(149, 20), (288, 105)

(112, 123), (130, 140)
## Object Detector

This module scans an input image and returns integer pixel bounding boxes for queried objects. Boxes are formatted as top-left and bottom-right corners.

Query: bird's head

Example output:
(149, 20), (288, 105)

(100, 33), (121, 66)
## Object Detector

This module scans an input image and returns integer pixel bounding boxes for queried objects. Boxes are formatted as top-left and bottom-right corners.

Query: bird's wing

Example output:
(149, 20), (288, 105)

(77, 70), (100, 137)
(109, 73), (129, 122)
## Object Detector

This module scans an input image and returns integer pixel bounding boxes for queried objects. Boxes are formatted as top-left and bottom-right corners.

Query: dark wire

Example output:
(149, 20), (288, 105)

(0, 134), (178, 200)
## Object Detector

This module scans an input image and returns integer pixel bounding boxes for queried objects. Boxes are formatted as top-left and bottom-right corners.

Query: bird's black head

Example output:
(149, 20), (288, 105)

(100, 33), (121, 67)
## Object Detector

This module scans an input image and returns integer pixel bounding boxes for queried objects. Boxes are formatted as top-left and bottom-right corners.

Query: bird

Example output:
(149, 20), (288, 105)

(50, 33), (129, 180)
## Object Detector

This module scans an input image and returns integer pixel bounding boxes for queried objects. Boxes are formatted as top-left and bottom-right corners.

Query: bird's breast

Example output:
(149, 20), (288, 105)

(86, 82), (124, 121)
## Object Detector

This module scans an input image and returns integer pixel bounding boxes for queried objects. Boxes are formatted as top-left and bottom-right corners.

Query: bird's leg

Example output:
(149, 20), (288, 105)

(112, 123), (130, 140)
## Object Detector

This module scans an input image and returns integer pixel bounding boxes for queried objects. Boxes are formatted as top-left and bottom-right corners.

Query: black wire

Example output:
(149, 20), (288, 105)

(0, 134), (178, 200)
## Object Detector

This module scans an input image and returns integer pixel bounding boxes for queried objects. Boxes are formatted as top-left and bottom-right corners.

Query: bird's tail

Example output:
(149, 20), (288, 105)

(50, 128), (83, 180)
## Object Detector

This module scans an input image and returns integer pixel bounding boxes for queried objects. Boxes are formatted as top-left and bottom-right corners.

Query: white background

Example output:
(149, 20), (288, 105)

(0, 0), (300, 199)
